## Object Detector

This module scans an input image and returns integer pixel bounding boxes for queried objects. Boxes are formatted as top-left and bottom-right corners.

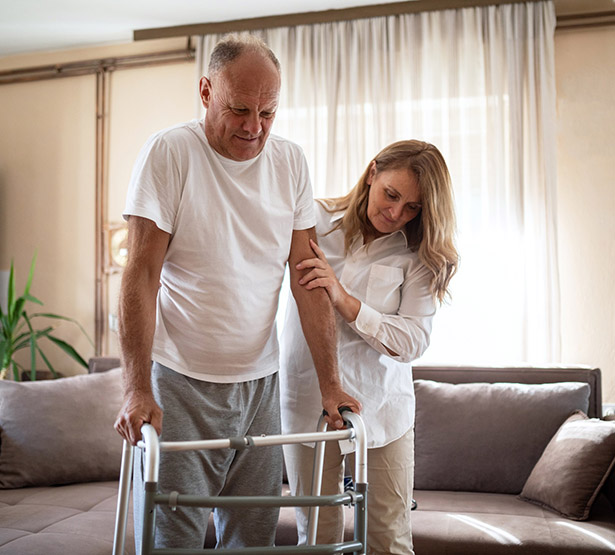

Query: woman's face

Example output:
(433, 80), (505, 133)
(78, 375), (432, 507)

(366, 164), (422, 237)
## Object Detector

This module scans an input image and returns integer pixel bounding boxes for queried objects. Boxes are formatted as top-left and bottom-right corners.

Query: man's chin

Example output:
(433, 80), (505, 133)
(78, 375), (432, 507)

(230, 139), (264, 161)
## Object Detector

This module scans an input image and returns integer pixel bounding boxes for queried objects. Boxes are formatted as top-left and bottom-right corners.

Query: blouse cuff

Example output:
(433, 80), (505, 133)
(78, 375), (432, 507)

(352, 302), (382, 338)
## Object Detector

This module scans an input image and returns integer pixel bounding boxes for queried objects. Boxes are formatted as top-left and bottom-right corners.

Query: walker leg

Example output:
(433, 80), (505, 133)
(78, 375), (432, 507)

(354, 482), (368, 555)
(306, 414), (328, 545)
(113, 440), (134, 555)
(343, 412), (368, 555)
(141, 482), (158, 555)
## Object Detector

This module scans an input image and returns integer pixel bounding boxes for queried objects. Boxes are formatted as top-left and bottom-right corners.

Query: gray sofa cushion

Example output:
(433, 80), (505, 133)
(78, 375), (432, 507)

(412, 489), (615, 554)
(0, 368), (124, 488)
(414, 380), (591, 493)
(520, 411), (615, 520)
(0, 481), (134, 555)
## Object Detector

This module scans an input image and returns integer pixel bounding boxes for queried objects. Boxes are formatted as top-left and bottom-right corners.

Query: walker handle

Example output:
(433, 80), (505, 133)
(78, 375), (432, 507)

(322, 406), (353, 415)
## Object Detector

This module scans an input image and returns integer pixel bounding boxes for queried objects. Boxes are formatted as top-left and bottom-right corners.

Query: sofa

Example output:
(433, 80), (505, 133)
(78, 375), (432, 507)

(0, 360), (134, 555)
(410, 365), (615, 554)
(1, 359), (614, 555)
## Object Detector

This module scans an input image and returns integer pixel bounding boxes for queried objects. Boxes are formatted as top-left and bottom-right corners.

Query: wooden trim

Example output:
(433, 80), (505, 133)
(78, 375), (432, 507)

(133, 0), (531, 40)
(95, 68), (107, 355)
(556, 10), (615, 30)
(0, 47), (195, 86)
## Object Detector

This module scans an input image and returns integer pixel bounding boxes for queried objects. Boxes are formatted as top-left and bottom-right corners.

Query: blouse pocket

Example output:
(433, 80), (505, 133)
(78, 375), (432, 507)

(366, 264), (404, 314)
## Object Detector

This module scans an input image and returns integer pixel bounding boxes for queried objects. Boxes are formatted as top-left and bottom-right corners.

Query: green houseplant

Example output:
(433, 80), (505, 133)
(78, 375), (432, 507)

(0, 253), (93, 381)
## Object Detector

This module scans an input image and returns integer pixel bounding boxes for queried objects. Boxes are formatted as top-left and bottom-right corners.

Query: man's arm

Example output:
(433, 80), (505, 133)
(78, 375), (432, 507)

(114, 216), (170, 445)
(288, 228), (361, 429)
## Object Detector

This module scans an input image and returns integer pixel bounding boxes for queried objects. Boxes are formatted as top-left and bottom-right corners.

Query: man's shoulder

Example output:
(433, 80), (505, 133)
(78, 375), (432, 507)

(266, 134), (306, 159)
(147, 119), (204, 147)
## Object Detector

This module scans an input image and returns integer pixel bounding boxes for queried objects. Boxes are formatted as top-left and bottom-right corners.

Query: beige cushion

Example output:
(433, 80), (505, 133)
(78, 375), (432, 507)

(414, 379), (591, 493)
(520, 410), (615, 520)
(0, 368), (124, 488)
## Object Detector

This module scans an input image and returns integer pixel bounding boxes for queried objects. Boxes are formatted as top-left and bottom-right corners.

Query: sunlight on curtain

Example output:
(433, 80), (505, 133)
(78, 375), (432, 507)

(195, 1), (560, 365)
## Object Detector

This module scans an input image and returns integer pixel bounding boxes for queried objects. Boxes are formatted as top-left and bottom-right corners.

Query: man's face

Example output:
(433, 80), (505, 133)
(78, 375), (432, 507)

(200, 52), (280, 161)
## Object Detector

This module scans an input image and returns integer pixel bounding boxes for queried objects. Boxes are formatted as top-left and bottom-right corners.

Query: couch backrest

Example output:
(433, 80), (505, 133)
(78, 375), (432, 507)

(412, 365), (599, 494)
(413, 365), (602, 418)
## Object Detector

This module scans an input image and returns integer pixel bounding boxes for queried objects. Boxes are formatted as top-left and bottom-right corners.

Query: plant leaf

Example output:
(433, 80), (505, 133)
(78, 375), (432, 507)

(13, 326), (54, 351)
(35, 347), (59, 378)
(0, 341), (6, 372)
(7, 261), (15, 322)
(9, 298), (25, 329)
(29, 336), (37, 380)
(11, 360), (23, 382)
(23, 312), (38, 380)
(30, 312), (94, 348)
(22, 294), (43, 306)
(0, 312), (10, 339)
(24, 252), (37, 297)
(46, 335), (88, 368)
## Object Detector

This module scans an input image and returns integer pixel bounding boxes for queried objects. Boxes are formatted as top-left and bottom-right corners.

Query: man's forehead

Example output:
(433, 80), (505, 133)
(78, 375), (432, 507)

(216, 79), (279, 107)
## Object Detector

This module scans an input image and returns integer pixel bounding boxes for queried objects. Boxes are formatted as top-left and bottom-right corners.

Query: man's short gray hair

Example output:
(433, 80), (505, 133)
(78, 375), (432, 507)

(208, 33), (281, 76)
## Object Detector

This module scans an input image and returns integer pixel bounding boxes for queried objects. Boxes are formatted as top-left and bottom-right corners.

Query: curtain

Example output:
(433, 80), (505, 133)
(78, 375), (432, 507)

(195, 1), (560, 365)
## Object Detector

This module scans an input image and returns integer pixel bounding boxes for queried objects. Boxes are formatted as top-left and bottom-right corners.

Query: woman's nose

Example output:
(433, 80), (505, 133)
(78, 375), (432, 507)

(389, 204), (403, 220)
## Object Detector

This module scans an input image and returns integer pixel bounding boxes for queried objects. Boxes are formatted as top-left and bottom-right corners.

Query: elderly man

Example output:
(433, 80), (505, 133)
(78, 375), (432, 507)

(114, 33), (360, 549)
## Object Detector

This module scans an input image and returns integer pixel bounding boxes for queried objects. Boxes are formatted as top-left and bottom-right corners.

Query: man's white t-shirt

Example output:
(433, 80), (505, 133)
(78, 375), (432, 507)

(124, 119), (315, 383)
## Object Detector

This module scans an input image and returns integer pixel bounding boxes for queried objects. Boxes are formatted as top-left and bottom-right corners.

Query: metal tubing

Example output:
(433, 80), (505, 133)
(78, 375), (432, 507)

(152, 542), (363, 554)
(307, 414), (328, 545)
(112, 440), (134, 555)
(152, 492), (362, 509)
(343, 412), (368, 555)
(142, 482), (158, 555)
(353, 484), (368, 555)
(343, 413), (367, 485)
(307, 411), (366, 547)
(141, 424), (161, 483)
(156, 429), (353, 453)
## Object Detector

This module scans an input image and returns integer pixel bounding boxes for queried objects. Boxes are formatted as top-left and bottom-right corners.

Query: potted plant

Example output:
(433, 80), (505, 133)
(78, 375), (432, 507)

(0, 253), (93, 381)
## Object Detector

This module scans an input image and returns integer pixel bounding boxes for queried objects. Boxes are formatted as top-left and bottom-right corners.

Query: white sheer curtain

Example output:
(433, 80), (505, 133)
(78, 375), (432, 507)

(195, 1), (560, 365)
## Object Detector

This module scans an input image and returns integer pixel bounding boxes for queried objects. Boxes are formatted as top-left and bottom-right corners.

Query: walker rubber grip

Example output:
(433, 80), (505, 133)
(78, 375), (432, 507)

(322, 406), (354, 417)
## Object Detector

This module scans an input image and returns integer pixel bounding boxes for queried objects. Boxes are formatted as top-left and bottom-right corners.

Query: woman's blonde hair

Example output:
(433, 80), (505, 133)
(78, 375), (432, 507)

(321, 140), (459, 303)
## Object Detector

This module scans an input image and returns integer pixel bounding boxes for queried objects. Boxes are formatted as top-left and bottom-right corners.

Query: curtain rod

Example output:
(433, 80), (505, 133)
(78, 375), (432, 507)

(133, 0), (534, 40)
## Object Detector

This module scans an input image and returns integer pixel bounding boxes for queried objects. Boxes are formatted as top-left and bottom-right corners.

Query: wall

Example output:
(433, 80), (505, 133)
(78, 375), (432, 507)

(1, 25), (614, 393)
(554, 25), (615, 402)
(0, 38), (196, 375)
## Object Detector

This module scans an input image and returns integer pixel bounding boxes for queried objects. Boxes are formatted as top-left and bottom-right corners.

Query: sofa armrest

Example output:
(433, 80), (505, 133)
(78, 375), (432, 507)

(88, 356), (121, 374)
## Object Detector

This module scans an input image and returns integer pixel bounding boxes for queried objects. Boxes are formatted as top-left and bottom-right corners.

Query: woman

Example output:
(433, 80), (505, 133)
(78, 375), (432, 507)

(279, 140), (458, 554)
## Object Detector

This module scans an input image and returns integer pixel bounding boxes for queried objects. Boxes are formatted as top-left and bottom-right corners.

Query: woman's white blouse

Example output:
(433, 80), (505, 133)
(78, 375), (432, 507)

(279, 202), (437, 449)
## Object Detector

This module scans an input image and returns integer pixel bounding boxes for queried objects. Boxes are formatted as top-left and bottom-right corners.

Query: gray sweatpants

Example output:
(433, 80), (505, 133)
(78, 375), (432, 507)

(133, 362), (283, 550)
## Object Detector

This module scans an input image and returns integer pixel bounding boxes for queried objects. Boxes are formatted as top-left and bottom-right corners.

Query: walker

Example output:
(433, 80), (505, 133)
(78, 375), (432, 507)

(112, 410), (368, 554)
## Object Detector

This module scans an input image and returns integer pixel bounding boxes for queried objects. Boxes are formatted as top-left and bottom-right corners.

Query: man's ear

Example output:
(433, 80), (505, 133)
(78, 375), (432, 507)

(199, 76), (212, 109)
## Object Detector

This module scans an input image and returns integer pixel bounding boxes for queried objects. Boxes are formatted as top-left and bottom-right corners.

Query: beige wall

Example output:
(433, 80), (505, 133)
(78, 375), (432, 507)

(0, 73), (97, 376)
(555, 25), (615, 402)
(1, 26), (614, 395)
(0, 38), (196, 375)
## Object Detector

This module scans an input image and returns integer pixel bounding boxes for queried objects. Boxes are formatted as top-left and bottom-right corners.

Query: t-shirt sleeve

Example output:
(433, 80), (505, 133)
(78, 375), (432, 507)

(292, 148), (316, 231)
(123, 133), (181, 234)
